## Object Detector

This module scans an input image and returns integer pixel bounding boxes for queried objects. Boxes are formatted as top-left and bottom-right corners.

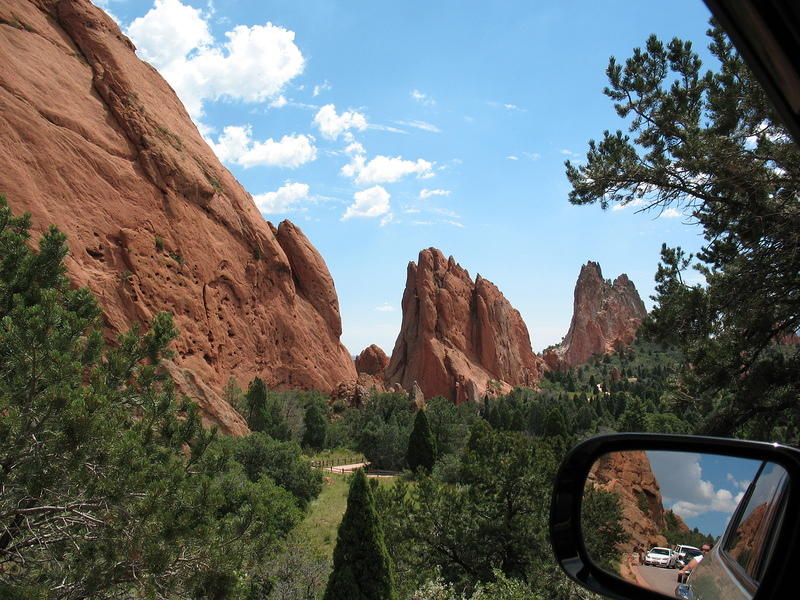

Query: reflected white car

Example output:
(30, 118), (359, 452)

(644, 547), (673, 567)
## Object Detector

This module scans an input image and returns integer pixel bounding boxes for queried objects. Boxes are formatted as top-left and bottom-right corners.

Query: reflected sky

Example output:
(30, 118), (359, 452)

(647, 451), (762, 538)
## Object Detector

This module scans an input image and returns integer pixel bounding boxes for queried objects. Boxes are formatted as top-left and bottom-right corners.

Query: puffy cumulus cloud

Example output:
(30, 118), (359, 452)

(313, 104), (368, 140)
(126, 0), (304, 118)
(648, 451), (753, 520)
(342, 153), (433, 185)
(419, 189), (451, 199)
(342, 185), (391, 221)
(253, 182), (310, 214)
(209, 125), (316, 168)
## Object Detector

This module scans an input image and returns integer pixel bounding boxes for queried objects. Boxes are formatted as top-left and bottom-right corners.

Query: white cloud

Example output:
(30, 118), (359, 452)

(209, 125), (316, 168)
(411, 221), (434, 226)
(342, 152), (433, 185)
(611, 198), (646, 212)
(253, 182), (310, 214)
(432, 207), (460, 219)
(369, 123), (408, 134)
(92, 0), (122, 24)
(126, 0), (304, 118)
(648, 451), (755, 520)
(312, 81), (331, 97)
(419, 189), (451, 199)
(395, 120), (441, 133)
(660, 207), (683, 218)
(411, 89), (435, 106)
(506, 155), (519, 161)
(560, 149), (580, 157)
(726, 473), (752, 490)
(269, 95), (288, 108)
(342, 186), (391, 220)
(444, 220), (465, 228)
(313, 104), (367, 140)
(375, 303), (395, 312)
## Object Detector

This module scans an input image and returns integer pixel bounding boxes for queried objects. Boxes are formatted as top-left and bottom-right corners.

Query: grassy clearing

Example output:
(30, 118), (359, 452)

(299, 471), (396, 558)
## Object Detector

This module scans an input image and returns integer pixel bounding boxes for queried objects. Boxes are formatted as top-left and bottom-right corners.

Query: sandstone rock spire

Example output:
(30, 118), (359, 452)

(545, 261), (646, 368)
(386, 248), (544, 403)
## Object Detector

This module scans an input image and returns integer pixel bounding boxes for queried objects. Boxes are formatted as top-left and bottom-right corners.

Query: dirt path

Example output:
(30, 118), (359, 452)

(317, 462), (397, 478)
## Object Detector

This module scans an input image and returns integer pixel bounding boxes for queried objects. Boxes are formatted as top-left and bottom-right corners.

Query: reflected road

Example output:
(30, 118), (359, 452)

(634, 564), (679, 597)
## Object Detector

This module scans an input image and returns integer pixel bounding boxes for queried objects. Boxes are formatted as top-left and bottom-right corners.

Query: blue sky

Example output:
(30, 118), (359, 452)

(648, 451), (762, 538)
(96, 0), (714, 356)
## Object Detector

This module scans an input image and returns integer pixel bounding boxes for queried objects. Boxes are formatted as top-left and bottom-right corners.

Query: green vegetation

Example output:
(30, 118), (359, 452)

(406, 409), (436, 473)
(0, 197), (312, 599)
(154, 124), (184, 151)
(582, 486), (630, 571)
(661, 510), (715, 549)
(566, 23), (800, 444)
(168, 250), (185, 265)
(207, 175), (224, 194)
(324, 469), (396, 600)
(154, 234), (165, 251)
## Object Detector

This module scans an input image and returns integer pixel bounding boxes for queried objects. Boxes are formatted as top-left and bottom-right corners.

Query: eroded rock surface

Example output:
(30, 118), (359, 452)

(355, 344), (389, 376)
(385, 248), (544, 403)
(0, 0), (355, 433)
(547, 262), (646, 368)
(588, 450), (673, 551)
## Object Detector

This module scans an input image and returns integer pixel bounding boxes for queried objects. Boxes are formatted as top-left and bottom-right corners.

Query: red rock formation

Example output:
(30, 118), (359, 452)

(549, 261), (646, 368)
(355, 344), (389, 376)
(385, 248), (544, 403)
(0, 0), (356, 433)
(588, 450), (670, 551)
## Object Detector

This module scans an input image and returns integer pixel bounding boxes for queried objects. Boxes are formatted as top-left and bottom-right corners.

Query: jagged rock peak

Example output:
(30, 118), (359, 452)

(546, 261), (646, 368)
(386, 248), (544, 403)
(0, 0), (356, 433)
(355, 344), (389, 376)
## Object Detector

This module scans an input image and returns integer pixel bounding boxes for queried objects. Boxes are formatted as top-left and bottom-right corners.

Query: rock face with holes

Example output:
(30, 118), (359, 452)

(385, 248), (544, 403)
(545, 261), (647, 369)
(0, 0), (355, 434)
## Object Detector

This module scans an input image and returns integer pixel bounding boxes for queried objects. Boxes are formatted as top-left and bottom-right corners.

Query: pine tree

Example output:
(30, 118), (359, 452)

(302, 401), (327, 451)
(324, 469), (395, 600)
(406, 408), (436, 473)
(0, 197), (302, 598)
(246, 377), (291, 440)
(566, 25), (800, 442)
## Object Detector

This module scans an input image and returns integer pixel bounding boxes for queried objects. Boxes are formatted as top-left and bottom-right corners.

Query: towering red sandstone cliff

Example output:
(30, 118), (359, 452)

(0, 0), (356, 433)
(385, 248), (544, 403)
(545, 261), (646, 369)
(588, 450), (675, 551)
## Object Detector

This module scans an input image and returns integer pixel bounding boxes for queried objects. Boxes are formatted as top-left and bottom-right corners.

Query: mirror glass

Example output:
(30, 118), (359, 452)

(580, 450), (788, 599)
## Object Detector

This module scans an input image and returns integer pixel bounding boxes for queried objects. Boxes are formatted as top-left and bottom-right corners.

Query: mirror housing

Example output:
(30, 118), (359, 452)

(549, 433), (800, 600)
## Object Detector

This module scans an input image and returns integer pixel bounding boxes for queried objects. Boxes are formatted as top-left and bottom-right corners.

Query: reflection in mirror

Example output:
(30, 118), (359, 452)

(580, 450), (787, 599)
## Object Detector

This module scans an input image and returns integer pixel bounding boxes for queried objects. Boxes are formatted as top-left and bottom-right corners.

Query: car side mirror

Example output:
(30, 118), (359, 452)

(549, 434), (800, 600)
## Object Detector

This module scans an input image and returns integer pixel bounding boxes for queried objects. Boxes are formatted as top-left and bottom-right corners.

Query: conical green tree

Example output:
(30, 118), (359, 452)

(324, 469), (395, 600)
(302, 401), (327, 451)
(406, 409), (436, 473)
